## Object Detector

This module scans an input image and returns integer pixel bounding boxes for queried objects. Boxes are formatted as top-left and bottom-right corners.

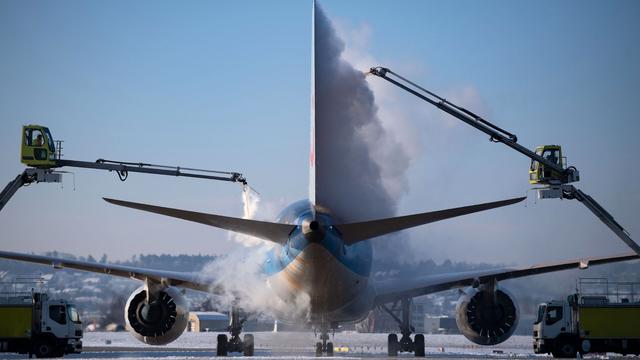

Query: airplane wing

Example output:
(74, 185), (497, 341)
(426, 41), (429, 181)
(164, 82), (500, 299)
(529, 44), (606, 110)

(373, 252), (639, 305)
(0, 250), (220, 293)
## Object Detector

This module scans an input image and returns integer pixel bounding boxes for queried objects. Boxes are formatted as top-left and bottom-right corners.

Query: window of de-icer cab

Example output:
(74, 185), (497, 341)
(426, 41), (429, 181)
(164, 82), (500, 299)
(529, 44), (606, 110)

(49, 305), (67, 325)
(545, 306), (563, 325)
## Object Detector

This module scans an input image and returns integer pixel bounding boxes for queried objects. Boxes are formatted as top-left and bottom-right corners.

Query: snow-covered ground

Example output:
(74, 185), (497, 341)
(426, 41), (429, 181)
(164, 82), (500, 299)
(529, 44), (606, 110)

(81, 331), (535, 353)
(5, 331), (626, 359)
(6, 332), (543, 359)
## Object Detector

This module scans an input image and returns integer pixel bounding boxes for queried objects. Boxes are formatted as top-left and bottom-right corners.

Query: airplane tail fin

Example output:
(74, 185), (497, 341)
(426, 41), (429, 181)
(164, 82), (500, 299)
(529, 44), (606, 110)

(309, 0), (317, 204)
(336, 197), (525, 245)
(103, 198), (295, 245)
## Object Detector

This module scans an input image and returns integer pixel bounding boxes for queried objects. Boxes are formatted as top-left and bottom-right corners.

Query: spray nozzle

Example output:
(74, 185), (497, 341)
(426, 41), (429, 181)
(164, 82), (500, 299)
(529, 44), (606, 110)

(369, 66), (390, 77)
(242, 183), (260, 196)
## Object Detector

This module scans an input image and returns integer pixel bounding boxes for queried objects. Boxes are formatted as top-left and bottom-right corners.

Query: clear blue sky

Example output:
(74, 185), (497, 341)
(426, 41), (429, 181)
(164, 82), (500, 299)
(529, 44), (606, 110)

(1, 0), (639, 265)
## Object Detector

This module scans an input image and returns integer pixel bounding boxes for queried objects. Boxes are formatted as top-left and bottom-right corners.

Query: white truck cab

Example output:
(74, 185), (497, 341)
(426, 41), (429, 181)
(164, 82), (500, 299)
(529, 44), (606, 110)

(40, 295), (83, 354)
(533, 300), (575, 356)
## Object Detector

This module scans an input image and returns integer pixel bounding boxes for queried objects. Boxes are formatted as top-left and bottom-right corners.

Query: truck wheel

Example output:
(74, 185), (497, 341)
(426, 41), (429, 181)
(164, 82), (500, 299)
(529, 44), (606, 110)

(33, 339), (54, 358)
(553, 340), (577, 358)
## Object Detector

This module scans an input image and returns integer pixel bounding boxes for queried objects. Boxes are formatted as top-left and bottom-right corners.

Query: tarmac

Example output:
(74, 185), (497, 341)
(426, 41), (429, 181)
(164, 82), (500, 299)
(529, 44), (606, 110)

(0, 332), (632, 359)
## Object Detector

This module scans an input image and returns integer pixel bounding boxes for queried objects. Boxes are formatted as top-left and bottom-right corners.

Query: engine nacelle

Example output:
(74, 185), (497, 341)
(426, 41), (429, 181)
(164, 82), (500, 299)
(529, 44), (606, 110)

(124, 286), (189, 345)
(455, 285), (519, 346)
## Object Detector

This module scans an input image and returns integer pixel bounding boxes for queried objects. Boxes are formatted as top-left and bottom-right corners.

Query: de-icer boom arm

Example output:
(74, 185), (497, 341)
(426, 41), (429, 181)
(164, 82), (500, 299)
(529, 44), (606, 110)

(368, 66), (639, 255)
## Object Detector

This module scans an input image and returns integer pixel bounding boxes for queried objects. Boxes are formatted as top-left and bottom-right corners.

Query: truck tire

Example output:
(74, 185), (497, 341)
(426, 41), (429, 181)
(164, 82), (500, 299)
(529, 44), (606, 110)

(552, 339), (577, 358)
(52, 347), (65, 358)
(33, 339), (55, 358)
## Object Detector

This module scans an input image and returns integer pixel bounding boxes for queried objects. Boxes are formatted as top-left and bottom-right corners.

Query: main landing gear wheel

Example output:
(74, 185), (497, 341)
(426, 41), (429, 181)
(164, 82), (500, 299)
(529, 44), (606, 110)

(326, 342), (334, 356)
(243, 334), (254, 356)
(216, 334), (228, 356)
(388, 334), (399, 356)
(414, 334), (425, 357)
(314, 326), (335, 356)
(315, 341), (334, 357)
(387, 333), (425, 357)
(216, 306), (254, 356)
(382, 298), (425, 357)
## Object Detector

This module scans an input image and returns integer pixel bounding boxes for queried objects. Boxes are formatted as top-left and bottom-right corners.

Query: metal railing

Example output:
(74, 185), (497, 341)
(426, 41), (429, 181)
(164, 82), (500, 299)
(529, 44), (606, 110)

(0, 274), (50, 299)
(577, 278), (639, 304)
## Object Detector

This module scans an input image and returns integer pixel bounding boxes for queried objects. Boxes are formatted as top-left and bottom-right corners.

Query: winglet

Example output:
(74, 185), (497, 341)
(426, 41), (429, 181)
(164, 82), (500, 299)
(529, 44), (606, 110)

(103, 198), (296, 245)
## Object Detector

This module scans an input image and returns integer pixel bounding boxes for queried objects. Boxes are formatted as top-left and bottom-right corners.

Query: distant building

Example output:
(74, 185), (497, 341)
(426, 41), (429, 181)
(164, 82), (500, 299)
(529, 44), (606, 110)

(411, 301), (426, 333)
(104, 323), (125, 332)
(355, 298), (429, 333)
(188, 311), (228, 332)
(423, 316), (459, 334)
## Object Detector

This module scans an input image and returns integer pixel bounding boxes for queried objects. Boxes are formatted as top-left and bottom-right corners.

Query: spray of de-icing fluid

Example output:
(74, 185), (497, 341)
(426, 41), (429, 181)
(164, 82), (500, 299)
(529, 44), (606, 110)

(202, 186), (310, 321)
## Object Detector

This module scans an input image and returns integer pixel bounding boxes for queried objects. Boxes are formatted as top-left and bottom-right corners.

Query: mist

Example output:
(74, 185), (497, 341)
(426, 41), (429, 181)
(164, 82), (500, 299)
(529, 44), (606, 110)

(313, 4), (412, 261)
(201, 188), (310, 321)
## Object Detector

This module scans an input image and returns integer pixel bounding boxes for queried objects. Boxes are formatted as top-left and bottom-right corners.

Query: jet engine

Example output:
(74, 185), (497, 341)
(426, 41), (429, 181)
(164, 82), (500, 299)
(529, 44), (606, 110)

(455, 284), (519, 345)
(124, 286), (189, 345)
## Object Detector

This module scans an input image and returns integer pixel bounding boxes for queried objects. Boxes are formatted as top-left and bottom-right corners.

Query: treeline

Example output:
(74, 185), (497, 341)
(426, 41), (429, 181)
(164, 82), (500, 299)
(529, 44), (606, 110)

(2, 251), (638, 281)
(1, 252), (220, 273)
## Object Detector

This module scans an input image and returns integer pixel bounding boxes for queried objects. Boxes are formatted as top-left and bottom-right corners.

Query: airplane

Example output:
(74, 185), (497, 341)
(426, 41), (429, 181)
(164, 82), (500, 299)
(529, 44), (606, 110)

(1, 1), (638, 358)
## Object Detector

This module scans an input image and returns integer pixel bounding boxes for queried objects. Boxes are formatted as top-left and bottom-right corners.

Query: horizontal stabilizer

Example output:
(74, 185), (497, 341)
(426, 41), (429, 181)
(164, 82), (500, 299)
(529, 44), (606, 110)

(103, 198), (296, 245)
(337, 197), (526, 245)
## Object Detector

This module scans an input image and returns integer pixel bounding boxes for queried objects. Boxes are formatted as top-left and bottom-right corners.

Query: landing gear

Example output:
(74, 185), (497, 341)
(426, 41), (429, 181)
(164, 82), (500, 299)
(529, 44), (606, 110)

(388, 334), (399, 356)
(243, 334), (255, 356)
(314, 325), (334, 356)
(216, 334), (228, 356)
(382, 297), (425, 357)
(216, 306), (254, 356)
(414, 334), (425, 357)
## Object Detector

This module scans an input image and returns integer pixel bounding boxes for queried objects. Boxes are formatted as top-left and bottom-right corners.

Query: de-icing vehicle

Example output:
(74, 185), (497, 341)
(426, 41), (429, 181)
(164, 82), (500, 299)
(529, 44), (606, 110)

(1, 124), (249, 213)
(0, 279), (82, 358)
(534, 278), (640, 357)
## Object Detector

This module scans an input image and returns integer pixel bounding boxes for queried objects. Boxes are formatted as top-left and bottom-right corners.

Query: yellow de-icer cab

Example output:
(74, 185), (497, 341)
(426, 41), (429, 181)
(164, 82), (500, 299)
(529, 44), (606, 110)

(21, 125), (57, 168)
(529, 145), (565, 185)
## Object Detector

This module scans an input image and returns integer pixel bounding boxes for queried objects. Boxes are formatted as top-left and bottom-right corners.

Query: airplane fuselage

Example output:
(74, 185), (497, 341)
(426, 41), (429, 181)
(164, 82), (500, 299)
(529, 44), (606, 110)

(264, 200), (376, 325)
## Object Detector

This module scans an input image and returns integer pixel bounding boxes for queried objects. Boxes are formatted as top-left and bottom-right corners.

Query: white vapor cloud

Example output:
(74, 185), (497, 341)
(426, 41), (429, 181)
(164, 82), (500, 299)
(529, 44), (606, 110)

(313, 4), (413, 260)
(201, 188), (310, 321)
